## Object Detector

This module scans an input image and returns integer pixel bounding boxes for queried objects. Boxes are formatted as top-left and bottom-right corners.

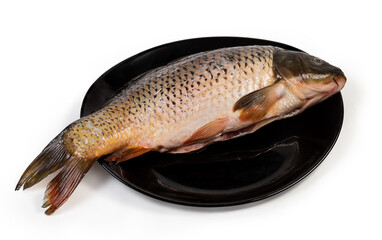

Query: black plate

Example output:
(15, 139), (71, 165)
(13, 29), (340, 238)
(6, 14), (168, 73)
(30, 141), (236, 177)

(80, 37), (344, 207)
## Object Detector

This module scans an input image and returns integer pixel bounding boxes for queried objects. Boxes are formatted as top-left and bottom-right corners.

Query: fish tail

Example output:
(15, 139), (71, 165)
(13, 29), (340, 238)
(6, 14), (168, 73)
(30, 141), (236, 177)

(42, 156), (94, 215)
(15, 131), (96, 215)
(15, 132), (69, 191)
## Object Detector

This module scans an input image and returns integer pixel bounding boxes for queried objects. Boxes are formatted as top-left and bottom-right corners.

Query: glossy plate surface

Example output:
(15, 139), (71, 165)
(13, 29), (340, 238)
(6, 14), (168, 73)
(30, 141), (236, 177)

(80, 37), (344, 207)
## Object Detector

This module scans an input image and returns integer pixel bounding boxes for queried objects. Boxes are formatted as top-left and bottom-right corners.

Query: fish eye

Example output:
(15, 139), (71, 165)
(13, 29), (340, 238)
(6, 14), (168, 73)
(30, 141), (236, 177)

(311, 57), (323, 65)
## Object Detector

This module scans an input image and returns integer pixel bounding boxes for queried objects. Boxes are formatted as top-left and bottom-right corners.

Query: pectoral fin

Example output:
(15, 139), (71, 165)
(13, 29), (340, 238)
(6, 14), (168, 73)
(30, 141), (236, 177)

(183, 117), (229, 145)
(233, 82), (286, 122)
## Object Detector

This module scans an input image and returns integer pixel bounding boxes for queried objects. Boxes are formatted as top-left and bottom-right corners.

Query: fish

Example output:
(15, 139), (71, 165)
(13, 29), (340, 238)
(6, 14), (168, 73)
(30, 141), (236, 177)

(16, 45), (346, 214)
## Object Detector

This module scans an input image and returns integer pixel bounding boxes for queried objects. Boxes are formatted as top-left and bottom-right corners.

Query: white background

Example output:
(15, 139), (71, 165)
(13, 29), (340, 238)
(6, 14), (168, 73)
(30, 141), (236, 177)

(1, 0), (381, 239)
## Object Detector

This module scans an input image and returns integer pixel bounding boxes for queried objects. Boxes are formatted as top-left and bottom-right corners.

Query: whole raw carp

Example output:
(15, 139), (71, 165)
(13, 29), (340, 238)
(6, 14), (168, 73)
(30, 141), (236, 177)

(16, 45), (346, 214)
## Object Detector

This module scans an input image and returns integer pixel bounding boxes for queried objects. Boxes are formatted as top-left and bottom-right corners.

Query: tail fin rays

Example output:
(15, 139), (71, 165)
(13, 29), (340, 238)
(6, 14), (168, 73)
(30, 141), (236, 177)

(42, 157), (94, 215)
(15, 131), (97, 215)
(15, 132), (69, 191)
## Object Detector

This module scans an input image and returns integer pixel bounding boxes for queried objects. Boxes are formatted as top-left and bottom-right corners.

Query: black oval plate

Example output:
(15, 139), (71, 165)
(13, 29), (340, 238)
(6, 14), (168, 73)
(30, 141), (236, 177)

(80, 37), (343, 207)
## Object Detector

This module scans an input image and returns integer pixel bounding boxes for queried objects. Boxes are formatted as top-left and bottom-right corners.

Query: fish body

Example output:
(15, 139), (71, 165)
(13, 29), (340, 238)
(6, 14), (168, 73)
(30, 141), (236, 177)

(68, 46), (277, 156)
(16, 45), (346, 214)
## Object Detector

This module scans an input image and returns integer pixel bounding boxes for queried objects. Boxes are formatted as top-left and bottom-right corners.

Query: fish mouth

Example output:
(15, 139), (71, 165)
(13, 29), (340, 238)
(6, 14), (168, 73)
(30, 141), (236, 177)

(323, 73), (346, 97)
(333, 77), (339, 87)
(332, 74), (346, 91)
(303, 73), (346, 99)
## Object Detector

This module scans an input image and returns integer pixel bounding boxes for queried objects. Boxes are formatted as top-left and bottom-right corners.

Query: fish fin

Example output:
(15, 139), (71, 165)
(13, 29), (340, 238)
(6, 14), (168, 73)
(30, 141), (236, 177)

(15, 132), (70, 191)
(104, 146), (153, 162)
(15, 131), (97, 215)
(233, 82), (286, 122)
(183, 117), (229, 145)
(42, 156), (95, 215)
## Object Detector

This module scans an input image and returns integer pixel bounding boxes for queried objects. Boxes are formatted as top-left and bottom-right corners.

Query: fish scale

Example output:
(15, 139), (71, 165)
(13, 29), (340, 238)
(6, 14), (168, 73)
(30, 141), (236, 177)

(65, 46), (278, 157)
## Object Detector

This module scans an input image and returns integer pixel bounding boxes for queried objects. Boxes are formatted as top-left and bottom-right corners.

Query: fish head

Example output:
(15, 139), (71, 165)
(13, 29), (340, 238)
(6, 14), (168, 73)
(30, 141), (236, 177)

(273, 49), (346, 101)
